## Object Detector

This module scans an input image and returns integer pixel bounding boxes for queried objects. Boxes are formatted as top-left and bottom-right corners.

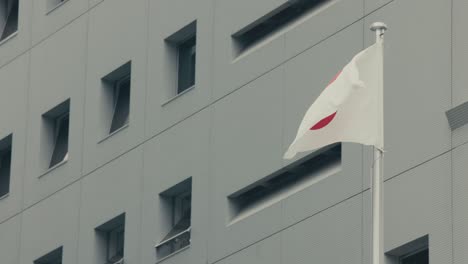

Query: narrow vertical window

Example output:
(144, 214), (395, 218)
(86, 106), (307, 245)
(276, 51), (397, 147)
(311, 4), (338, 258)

(164, 21), (197, 99)
(156, 178), (192, 261)
(95, 213), (125, 264)
(101, 61), (131, 137)
(177, 36), (196, 94)
(49, 113), (69, 168)
(42, 99), (70, 170)
(110, 76), (130, 134)
(0, 134), (12, 198)
(33, 246), (63, 264)
(0, 0), (19, 42)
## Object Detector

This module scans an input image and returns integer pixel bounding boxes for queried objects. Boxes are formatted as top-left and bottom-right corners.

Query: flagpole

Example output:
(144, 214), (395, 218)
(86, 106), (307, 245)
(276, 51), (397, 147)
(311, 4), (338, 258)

(370, 22), (387, 264)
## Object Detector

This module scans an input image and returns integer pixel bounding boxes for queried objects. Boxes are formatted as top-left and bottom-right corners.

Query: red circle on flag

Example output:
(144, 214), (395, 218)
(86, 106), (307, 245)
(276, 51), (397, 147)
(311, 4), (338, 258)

(310, 111), (337, 130)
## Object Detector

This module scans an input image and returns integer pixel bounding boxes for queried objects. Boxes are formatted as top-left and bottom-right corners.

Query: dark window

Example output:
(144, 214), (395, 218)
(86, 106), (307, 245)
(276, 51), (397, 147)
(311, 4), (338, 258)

(400, 248), (429, 264)
(34, 246), (63, 264)
(232, 0), (329, 56)
(49, 113), (69, 168)
(0, 134), (12, 198)
(156, 178), (192, 261)
(177, 36), (196, 94)
(0, 0), (18, 42)
(165, 21), (196, 98)
(228, 143), (341, 220)
(42, 99), (70, 170)
(110, 76), (130, 134)
(95, 213), (125, 264)
(102, 62), (131, 136)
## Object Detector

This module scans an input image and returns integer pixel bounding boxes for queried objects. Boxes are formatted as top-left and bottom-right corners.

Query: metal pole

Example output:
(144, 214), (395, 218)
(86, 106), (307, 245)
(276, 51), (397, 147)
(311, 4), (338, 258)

(370, 22), (387, 264)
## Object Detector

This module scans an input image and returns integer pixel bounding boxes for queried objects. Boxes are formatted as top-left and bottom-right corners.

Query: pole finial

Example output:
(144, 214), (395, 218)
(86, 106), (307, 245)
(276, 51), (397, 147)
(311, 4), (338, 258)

(370, 22), (388, 33)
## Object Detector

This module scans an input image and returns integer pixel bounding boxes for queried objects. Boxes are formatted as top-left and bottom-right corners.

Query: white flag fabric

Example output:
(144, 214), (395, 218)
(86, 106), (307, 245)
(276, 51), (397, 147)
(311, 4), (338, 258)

(284, 43), (384, 159)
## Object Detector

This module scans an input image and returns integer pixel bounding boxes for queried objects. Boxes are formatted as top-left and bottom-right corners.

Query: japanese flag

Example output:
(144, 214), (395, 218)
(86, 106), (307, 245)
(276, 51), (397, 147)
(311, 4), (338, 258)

(284, 43), (384, 159)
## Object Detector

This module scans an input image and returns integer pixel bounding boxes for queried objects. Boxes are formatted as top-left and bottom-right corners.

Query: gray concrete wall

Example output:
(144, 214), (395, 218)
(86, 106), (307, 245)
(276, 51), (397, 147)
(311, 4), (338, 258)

(0, 0), (463, 263)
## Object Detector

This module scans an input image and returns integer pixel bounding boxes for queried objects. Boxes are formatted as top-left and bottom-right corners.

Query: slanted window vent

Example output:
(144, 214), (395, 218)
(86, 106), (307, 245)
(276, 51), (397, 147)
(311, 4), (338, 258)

(41, 99), (70, 170)
(101, 61), (131, 138)
(228, 143), (341, 222)
(232, 0), (331, 57)
(0, 0), (19, 42)
(155, 177), (192, 262)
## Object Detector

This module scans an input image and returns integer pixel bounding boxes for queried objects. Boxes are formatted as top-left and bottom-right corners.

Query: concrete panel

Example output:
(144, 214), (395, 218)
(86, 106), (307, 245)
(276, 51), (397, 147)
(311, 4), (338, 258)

(0, 0), (32, 69)
(281, 195), (362, 264)
(362, 153), (452, 263)
(0, 215), (21, 264)
(145, 0), (214, 137)
(453, 0), (468, 107)
(83, 0), (147, 174)
(77, 147), (143, 264)
(208, 67), (284, 262)
(452, 0), (468, 147)
(365, 0), (393, 15)
(24, 16), (87, 207)
(215, 234), (281, 264)
(19, 183), (80, 264)
(0, 53), (28, 222)
(284, 0), (363, 59)
(31, 0), (88, 45)
(364, 0), (451, 180)
(212, 0), (287, 100)
(141, 109), (211, 264)
(453, 143), (468, 264)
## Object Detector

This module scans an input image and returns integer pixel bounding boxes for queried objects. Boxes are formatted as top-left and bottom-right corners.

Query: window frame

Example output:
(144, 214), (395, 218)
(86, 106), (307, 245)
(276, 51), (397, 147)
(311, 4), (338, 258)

(106, 224), (125, 263)
(49, 112), (69, 168)
(155, 178), (192, 262)
(176, 35), (196, 95)
(0, 0), (19, 44)
(0, 135), (12, 199)
(109, 74), (131, 135)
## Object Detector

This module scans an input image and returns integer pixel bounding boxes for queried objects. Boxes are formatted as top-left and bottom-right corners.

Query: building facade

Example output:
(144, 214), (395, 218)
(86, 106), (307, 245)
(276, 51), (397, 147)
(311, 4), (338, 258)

(0, 0), (466, 263)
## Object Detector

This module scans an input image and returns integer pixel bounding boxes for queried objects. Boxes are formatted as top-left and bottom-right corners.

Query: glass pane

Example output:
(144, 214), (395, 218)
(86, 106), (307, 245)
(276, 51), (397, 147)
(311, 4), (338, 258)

(0, 0), (18, 41)
(50, 115), (69, 168)
(0, 149), (11, 196)
(177, 36), (196, 94)
(110, 78), (130, 133)
(401, 248), (429, 264)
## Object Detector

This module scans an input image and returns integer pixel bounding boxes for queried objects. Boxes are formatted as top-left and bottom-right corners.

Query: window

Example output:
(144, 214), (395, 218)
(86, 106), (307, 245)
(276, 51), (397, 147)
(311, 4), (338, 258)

(156, 178), (192, 262)
(101, 62), (131, 136)
(386, 235), (428, 264)
(0, 0), (18, 42)
(400, 248), (429, 264)
(0, 134), (12, 198)
(165, 21), (197, 97)
(228, 143), (341, 222)
(232, 0), (330, 56)
(34, 246), (63, 264)
(176, 36), (196, 94)
(95, 213), (125, 264)
(109, 76), (130, 134)
(42, 99), (70, 170)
